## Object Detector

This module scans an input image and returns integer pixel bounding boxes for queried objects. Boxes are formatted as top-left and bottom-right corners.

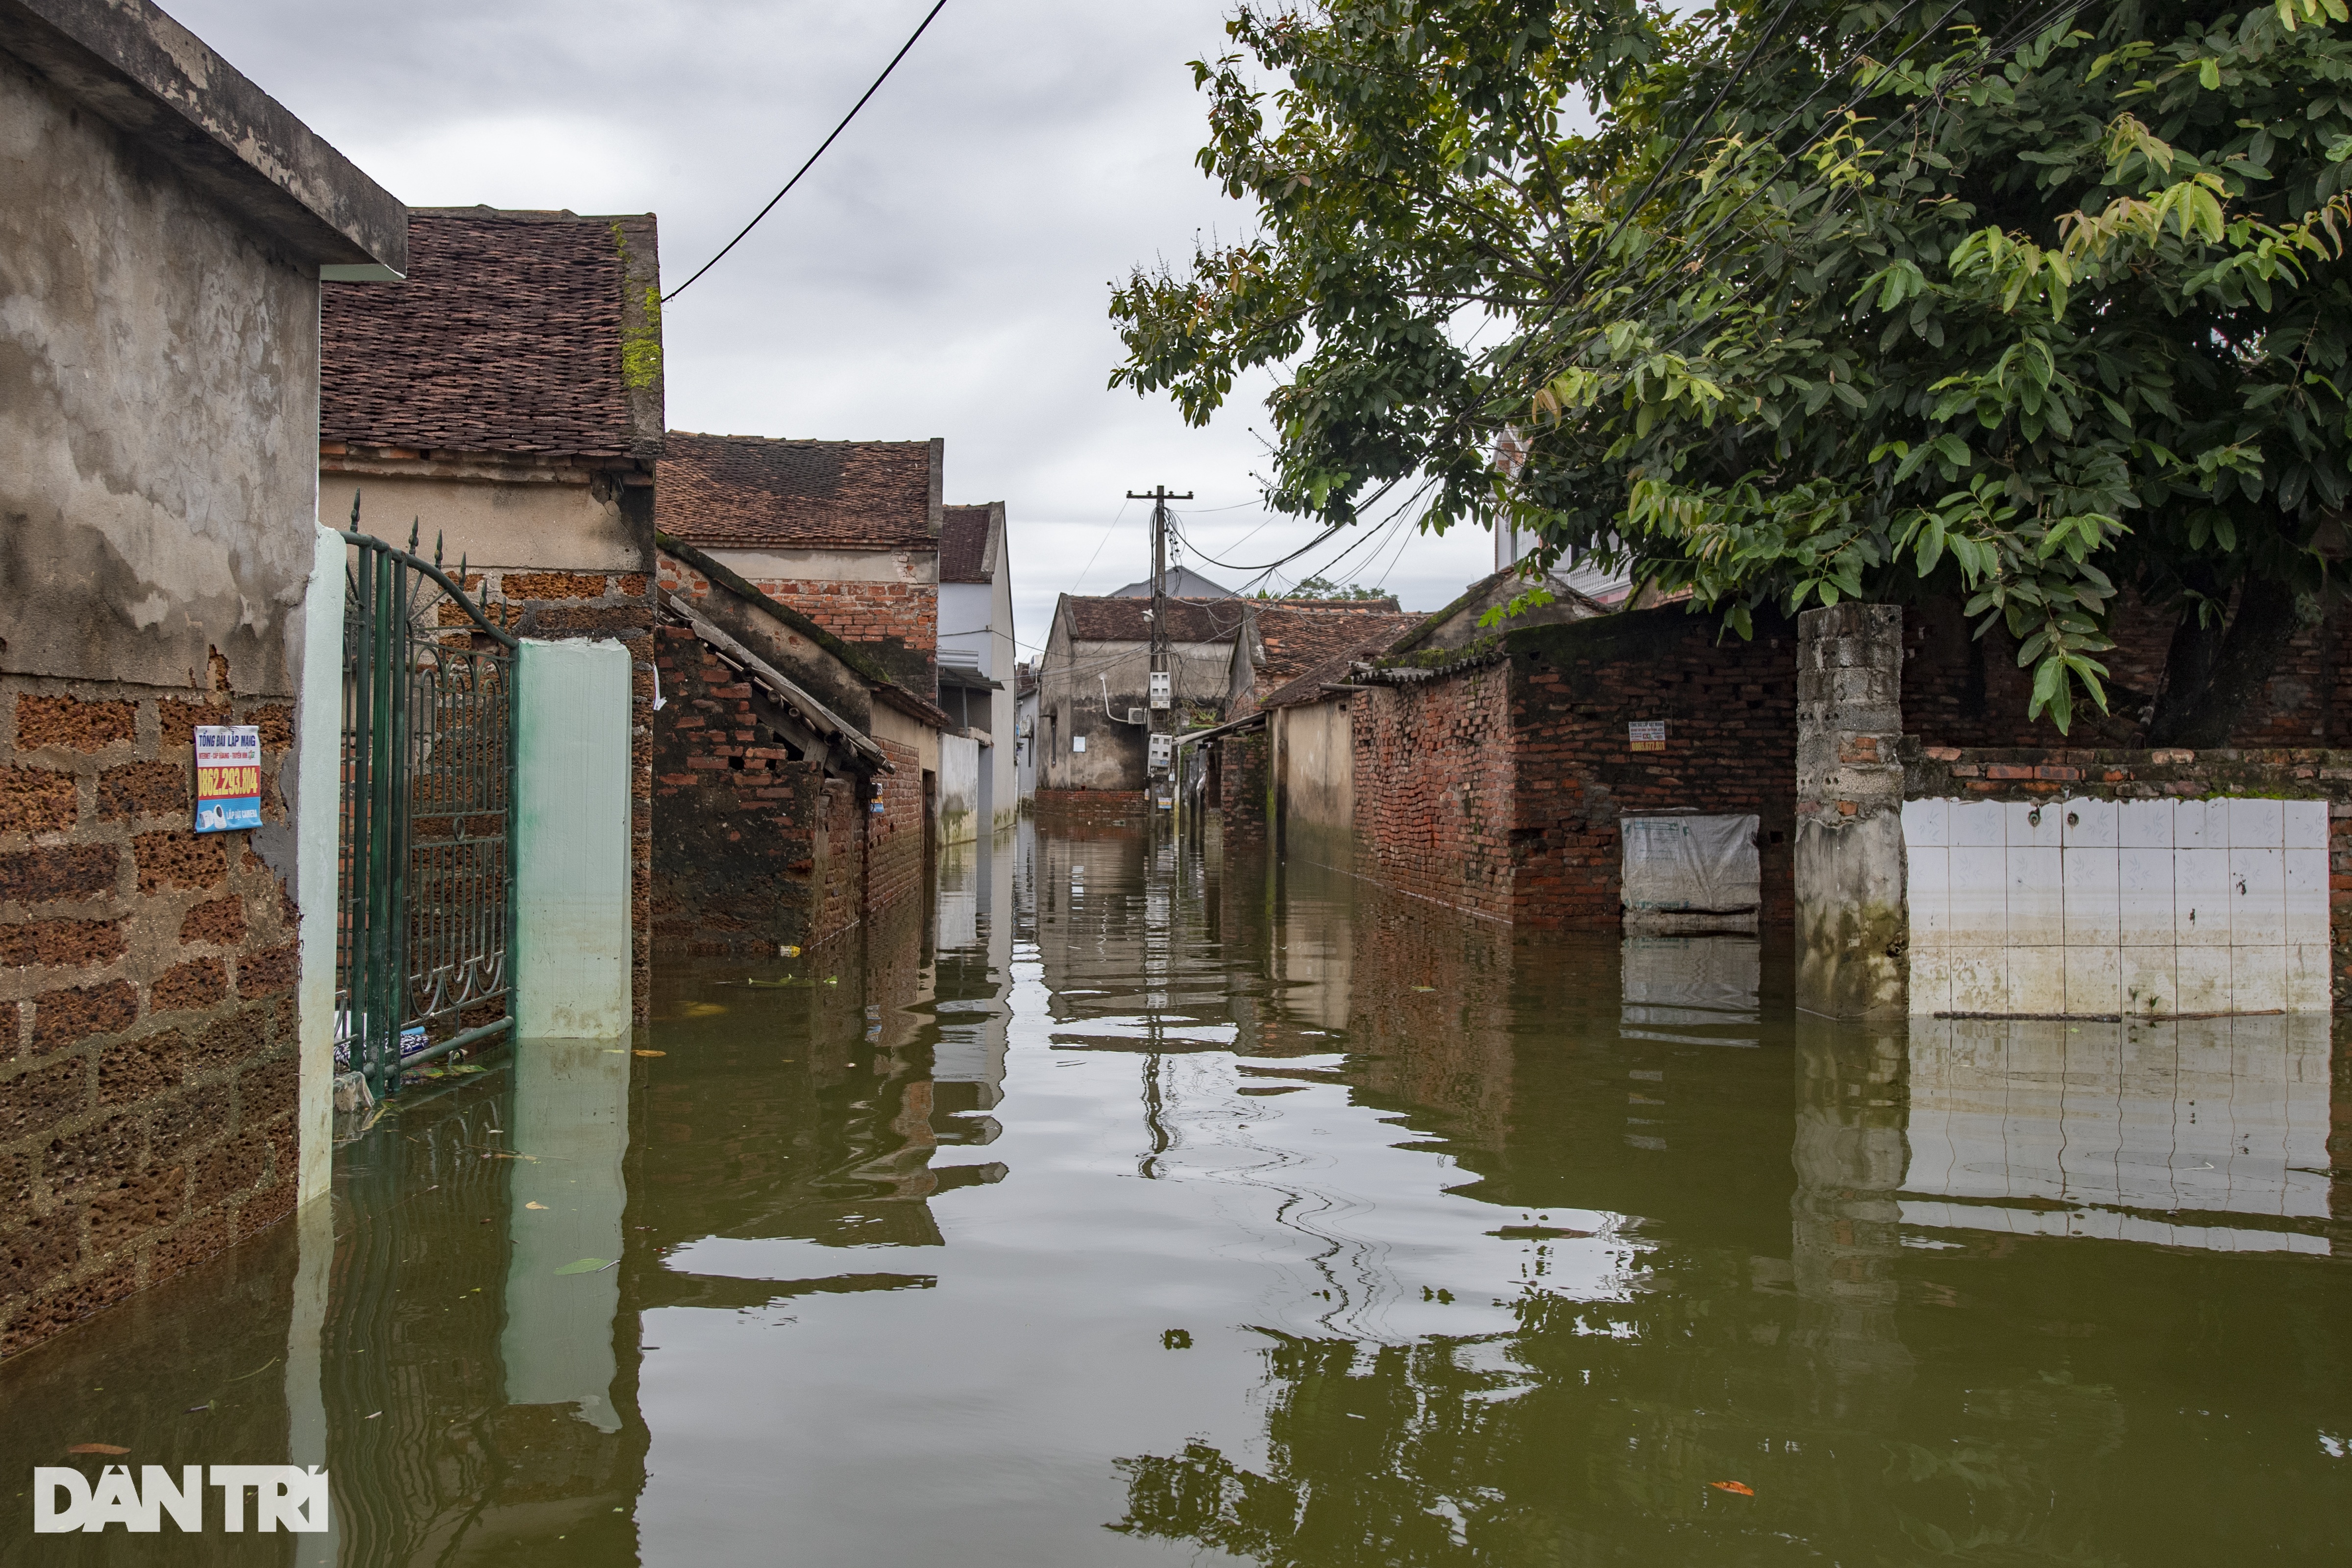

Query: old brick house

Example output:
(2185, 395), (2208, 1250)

(319, 204), (665, 1025)
(652, 532), (956, 957)
(1, 0), (402, 1354)
(655, 434), (943, 693)
(1221, 604), (1803, 927)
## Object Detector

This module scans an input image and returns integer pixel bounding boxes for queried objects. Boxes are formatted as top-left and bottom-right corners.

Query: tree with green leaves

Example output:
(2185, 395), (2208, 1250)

(1112, 0), (2352, 736)
(1265, 573), (1394, 599)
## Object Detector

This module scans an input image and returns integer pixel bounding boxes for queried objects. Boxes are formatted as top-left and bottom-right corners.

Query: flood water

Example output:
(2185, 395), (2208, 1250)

(7, 824), (2352, 1564)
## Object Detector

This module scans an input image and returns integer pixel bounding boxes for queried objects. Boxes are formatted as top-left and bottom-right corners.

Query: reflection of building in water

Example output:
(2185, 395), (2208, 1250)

(931, 828), (1013, 1118)
(326, 1078), (650, 1563)
(1621, 937), (1762, 1048)
(1901, 1016), (2335, 1253)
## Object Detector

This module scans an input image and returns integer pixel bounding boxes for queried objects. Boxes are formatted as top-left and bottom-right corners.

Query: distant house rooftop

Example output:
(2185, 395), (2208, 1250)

(657, 434), (943, 551)
(1110, 566), (1233, 598)
(940, 503), (1003, 584)
(321, 207), (661, 460)
(1251, 606), (1424, 690)
(1063, 596), (1251, 644)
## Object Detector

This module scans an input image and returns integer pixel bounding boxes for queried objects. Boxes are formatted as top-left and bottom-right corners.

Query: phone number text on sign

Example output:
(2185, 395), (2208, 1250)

(193, 725), (262, 833)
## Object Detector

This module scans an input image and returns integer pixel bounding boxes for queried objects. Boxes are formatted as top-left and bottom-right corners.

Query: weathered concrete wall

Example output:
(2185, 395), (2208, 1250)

(1274, 699), (1354, 844)
(0, 5), (400, 1359)
(1037, 633), (1230, 793)
(320, 463), (646, 575)
(937, 733), (980, 847)
(1794, 604), (1908, 1019)
(0, 46), (322, 697)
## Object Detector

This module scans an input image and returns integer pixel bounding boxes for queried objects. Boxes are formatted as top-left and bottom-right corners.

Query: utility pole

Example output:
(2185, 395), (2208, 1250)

(1127, 485), (1192, 819)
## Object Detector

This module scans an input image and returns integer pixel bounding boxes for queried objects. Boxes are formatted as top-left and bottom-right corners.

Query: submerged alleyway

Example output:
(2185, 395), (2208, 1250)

(3, 825), (2350, 1563)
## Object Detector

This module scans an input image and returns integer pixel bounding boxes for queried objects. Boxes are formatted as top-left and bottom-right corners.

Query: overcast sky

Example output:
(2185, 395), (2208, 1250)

(171, 0), (1496, 656)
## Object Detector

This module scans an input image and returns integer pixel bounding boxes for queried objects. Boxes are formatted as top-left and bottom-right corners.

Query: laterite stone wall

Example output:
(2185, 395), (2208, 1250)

(1, 681), (304, 1357)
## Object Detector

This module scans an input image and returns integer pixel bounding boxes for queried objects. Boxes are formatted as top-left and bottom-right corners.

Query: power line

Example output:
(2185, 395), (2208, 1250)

(662, 0), (952, 303)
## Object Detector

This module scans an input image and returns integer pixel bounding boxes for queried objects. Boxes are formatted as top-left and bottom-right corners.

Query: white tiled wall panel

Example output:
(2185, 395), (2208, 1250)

(1903, 796), (2332, 1016)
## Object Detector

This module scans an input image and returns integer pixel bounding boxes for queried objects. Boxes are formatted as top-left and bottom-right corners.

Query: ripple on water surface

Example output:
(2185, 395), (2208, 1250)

(3, 826), (2350, 1565)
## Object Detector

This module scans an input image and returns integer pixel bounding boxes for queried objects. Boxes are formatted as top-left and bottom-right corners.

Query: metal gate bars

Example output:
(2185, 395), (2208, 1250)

(338, 505), (519, 1097)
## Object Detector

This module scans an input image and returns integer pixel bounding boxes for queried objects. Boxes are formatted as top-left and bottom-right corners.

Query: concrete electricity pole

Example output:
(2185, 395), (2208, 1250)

(1127, 485), (1192, 811)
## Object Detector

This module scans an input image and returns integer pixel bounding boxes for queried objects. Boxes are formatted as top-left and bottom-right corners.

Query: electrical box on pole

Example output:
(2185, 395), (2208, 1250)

(1126, 483), (1193, 784)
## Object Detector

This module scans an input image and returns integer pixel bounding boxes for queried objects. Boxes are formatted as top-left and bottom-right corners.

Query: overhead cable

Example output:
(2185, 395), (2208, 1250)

(662, 0), (952, 303)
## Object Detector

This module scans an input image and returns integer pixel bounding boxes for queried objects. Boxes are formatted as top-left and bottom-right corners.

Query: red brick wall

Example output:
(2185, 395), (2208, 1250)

(1343, 608), (1798, 928)
(866, 739), (928, 918)
(1, 681), (304, 1357)
(1034, 789), (1149, 829)
(1504, 612), (1798, 927)
(657, 558), (937, 694)
(1218, 733), (1269, 845)
(1350, 664), (1520, 920)
(464, 568), (657, 1022)
(650, 625), (826, 956)
(1903, 593), (2352, 750)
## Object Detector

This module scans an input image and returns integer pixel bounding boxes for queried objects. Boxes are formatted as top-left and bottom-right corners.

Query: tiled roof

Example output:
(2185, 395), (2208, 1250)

(321, 208), (659, 458)
(1250, 607), (1423, 694)
(940, 504), (1000, 583)
(1063, 596), (1250, 644)
(657, 434), (942, 550)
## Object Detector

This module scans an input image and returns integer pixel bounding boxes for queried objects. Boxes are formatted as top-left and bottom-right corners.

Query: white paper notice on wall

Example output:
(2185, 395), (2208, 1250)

(1628, 720), (1667, 753)
(1072, 735), (1087, 753)
(1621, 813), (1760, 913)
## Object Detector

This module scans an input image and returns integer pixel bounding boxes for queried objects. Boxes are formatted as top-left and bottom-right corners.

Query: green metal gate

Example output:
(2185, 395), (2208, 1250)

(338, 504), (519, 1097)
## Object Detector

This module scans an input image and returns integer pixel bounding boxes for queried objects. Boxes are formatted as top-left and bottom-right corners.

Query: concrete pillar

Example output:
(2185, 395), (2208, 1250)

(1794, 604), (1908, 1017)
(516, 638), (635, 1036)
(295, 524), (345, 1204)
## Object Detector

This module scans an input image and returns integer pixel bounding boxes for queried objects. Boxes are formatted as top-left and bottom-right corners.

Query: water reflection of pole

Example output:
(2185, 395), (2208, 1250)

(1789, 1015), (1914, 1425)
(1140, 1050), (1171, 1179)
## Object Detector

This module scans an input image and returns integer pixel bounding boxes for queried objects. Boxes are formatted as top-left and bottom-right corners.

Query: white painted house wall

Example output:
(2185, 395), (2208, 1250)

(1904, 796), (2330, 1018)
(939, 569), (1017, 834)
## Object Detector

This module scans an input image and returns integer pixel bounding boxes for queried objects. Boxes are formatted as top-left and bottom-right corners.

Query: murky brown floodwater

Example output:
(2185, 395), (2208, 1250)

(6, 824), (2352, 1565)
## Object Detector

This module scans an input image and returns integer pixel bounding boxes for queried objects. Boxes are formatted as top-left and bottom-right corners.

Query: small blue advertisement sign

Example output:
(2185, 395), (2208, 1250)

(193, 725), (262, 833)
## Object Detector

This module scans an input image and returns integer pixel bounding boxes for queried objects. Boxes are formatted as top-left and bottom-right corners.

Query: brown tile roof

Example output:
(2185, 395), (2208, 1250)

(940, 504), (1000, 583)
(1261, 614), (1431, 709)
(321, 208), (659, 458)
(1062, 596), (1250, 644)
(1250, 607), (1423, 694)
(656, 434), (942, 550)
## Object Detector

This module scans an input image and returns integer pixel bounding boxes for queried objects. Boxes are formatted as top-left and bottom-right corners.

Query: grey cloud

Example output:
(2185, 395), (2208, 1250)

(171, 0), (1498, 654)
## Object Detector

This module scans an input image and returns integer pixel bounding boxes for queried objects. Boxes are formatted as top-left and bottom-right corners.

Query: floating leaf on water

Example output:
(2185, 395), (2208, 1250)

(67, 1443), (128, 1456)
(525, 1201), (548, 1210)
(554, 1258), (612, 1275)
(634, 1050), (665, 1057)
(1709, 1481), (1754, 1496)
(682, 1003), (727, 1018)
(1412, 986), (1437, 992)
